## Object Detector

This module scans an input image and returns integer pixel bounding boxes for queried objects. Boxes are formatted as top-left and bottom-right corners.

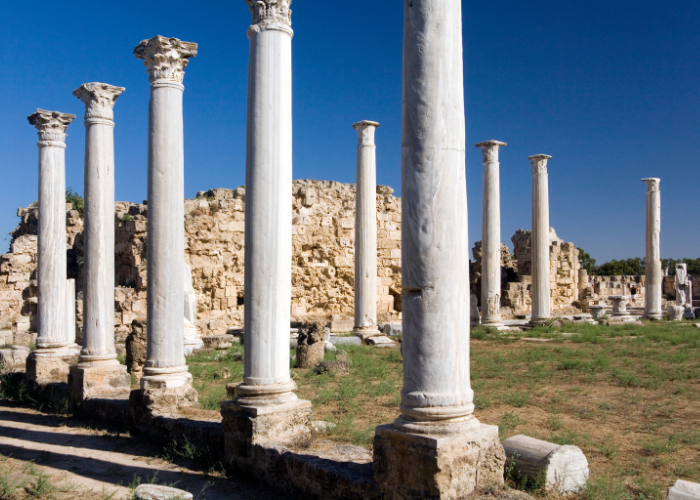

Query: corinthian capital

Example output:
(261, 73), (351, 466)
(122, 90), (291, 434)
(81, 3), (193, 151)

(134, 36), (198, 84)
(528, 154), (552, 175)
(27, 109), (76, 143)
(73, 83), (125, 121)
(475, 140), (506, 163)
(247, 0), (292, 27)
(642, 178), (660, 192)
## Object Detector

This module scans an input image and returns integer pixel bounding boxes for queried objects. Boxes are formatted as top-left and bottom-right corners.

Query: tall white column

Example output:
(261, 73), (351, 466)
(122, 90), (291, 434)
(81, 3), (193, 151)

(374, 1), (505, 497)
(74, 83), (124, 363)
(352, 120), (381, 338)
(475, 140), (506, 329)
(222, 1), (310, 465)
(134, 36), (198, 407)
(642, 178), (662, 319)
(26, 109), (78, 384)
(69, 83), (130, 402)
(237, 0), (297, 407)
(529, 154), (552, 325)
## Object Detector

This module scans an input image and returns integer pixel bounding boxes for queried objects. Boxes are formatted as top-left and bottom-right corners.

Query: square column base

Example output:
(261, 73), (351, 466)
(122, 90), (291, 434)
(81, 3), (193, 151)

(26, 348), (80, 385)
(221, 399), (312, 467)
(69, 363), (131, 403)
(373, 423), (505, 500)
(130, 371), (198, 416)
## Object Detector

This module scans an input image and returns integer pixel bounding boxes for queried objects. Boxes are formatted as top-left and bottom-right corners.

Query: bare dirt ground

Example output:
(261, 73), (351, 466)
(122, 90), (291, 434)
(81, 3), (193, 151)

(0, 403), (284, 500)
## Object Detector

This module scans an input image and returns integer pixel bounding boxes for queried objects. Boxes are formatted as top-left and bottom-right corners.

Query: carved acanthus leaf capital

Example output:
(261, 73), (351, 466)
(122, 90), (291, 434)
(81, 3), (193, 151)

(642, 178), (660, 192)
(475, 140), (506, 163)
(528, 154), (551, 175)
(27, 109), (76, 143)
(73, 83), (125, 121)
(247, 0), (292, 27)
(134, 36), (198, 84)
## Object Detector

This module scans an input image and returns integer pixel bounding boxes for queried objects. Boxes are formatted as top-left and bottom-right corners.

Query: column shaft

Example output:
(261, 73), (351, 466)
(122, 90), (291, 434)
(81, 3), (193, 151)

(530, 155), (552, 323)
(399, 0), (474, 425)
(476, 141), (506, 328)
(353, 121), (380, 337)
(241, 23), (294, 396)
(145, 81), (186, 371)
(643, 178), (662, 319)
(82, 117), (118, 361)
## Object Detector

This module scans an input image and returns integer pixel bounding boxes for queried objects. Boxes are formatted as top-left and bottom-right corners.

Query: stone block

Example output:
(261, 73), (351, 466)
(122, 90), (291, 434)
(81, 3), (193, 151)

(667, 480), (700, 500)
(69, 363), (131, 403)
(329, 336), (362, 346)
(132, 371), (198, 414)
(134, 484), (193, 500)
(0, 346), (30, 371)
(26, 348), (80, 385)
(374, 423), (505, 500)
(221, 398), (312, 467)
(201, 335), (236, 350)
(0, 331), (13, 346)
(14, 332), (37, 346)
(380, 324), (402, 337)
(668, 304), (685, 321)
(502, 435), (588, 494)
(365, 336), (395, 347)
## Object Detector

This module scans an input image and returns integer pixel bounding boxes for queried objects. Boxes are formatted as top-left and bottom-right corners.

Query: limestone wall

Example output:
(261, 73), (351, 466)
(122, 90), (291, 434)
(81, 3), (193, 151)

(500, 228), (582, 317)
(0, 180), (402, 338)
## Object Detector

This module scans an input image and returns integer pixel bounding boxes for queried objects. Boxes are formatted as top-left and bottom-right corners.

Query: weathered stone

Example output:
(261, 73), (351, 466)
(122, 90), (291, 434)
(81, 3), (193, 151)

(502, 435), (589, 494)
(26, 347), (80, 385)
(315, 360), (351, 375)
(329, 336), (362, 346)
(365, 335), (395, 347)
(68, 363), (131, 402)
(528, 155), (553, 326)
(380, 324), (402, 337)
(13, 332), (37, 347)
(0, 346), (30, 371)
(125, 319), (147, 379)
(642, 178), (663, 319)
(201, 335), (235, 350)
(296, 321), (326, 369)
(374, 424), (505, 500)
(134, 484), (193, 500)
(668, 304), (685, 322)
(667, 479), (700, 500)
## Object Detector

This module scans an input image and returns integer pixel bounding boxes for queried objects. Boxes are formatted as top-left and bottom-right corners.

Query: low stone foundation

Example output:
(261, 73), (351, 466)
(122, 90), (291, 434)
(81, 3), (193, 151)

(68, 363), (131, 404)
(26, 348), (80, 385)
(373, 423), (505, 500)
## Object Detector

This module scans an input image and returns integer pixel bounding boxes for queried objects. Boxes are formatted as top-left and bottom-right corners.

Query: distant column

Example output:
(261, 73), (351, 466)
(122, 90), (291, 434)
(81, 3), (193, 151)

(221, 1), (311, 467)
(134, 36), (198, 409)
(475, 140), (506, 329)
(66, 279), (77, 347)
(642, 178), (662, 320)
(26, 109), (78, 385)
(529, 154), (552, 325)
(352, 120), (381, 339)
(69, 83), (130, 402)
(373, 1), (505, 497)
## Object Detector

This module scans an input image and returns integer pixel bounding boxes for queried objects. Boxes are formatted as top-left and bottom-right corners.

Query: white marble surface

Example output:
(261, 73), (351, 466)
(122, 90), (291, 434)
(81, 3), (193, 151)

(135, 36), (197, 378)
(238, 2), (298, 406)
(74, 83), (124, 365)
(476, 141), (506, 328)
(398, 0), (477, 429)
(65, 279), (76, 346)
(352, 121), (380, 336)
(28, 109), (76, 349)
(642, 178), (663, 319)
(529, 155), (552, 324)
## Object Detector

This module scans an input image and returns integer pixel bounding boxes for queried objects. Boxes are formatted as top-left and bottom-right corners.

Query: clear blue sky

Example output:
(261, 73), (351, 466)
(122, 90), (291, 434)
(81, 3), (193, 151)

(1, 1), (698, 263)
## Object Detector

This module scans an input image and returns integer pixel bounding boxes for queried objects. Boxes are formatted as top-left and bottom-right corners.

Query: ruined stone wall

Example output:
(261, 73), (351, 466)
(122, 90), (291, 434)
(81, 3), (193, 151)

(0, 180), (402, 337)
(499, 228), (582, 317)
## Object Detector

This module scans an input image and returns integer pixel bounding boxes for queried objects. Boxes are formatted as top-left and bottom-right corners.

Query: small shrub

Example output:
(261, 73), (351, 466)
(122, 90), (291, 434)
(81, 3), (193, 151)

(121, 213), (134, 224)
(66, 188), (84, 217)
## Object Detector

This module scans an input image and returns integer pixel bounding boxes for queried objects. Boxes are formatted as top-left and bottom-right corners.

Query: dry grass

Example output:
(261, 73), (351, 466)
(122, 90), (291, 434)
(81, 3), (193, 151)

(182, 320), (700, 499)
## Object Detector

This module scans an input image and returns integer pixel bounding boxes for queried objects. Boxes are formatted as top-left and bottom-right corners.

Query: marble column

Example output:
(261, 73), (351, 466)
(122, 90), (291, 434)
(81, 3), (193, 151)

(69, 83), (130, 402)
(221, 1), (310, 466)
(642, 178), (662, 320)
(352, 120), (381, 339)
(66, 279), (77, 346)
(26, 109), (79, 384)
(373, 1), (505, 498)
(529, 155), (552, 325)
(475, 141), (506, 329)
(134, 36), (198, 409)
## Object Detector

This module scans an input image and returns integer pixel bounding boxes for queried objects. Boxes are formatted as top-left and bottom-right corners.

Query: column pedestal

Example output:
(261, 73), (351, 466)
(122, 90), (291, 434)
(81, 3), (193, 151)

(374, 423), (504, 500)
(27, 347), (80, 386)
(221, 385), (312, 467)
(69, 361), (131, 403)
